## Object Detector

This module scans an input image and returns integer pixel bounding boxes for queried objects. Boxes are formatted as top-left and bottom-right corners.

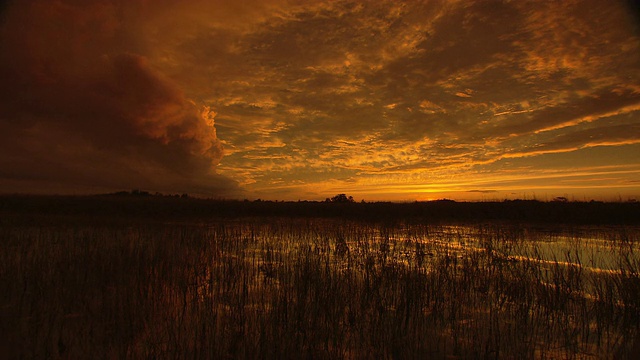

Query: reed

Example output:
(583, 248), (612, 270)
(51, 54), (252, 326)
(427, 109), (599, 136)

(1, 215), (638, 358)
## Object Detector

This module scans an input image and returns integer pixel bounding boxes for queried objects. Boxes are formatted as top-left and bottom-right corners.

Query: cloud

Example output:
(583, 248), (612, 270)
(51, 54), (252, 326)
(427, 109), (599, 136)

(500, 123), (640, 159)
(493, 89), (640, 137)
(0, 0), (236, 196)
(1, 0), (638, 200)
(198, 0), (637, 199)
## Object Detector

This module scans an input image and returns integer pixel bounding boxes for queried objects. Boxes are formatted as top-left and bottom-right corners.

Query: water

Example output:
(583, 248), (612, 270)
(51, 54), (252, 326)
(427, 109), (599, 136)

(400, 225), (639, 273)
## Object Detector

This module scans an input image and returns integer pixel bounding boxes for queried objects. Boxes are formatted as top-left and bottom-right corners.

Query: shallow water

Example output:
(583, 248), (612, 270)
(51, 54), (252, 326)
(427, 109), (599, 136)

(413, 225), (639, 273)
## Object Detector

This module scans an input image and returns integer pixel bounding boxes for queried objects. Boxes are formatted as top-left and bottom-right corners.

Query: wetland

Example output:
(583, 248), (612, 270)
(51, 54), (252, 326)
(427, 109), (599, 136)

(1, 195), (639, 358)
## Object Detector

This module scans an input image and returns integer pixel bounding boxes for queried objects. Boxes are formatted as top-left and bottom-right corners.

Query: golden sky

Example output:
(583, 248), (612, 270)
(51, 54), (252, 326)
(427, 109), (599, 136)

(1, 0), (639, 201)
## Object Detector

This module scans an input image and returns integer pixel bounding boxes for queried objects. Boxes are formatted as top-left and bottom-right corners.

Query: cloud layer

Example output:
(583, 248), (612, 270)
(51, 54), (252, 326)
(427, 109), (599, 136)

(1, 0), (639, 200)
(0, 0), (234, 195)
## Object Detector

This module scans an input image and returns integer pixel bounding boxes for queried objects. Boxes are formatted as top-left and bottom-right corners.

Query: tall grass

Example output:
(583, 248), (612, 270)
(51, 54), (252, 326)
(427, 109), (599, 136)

(1, 216), (639, 358)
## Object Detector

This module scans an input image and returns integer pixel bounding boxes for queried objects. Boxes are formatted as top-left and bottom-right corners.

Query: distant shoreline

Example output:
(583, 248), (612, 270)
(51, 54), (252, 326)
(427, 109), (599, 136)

(1, 193), (639, 226)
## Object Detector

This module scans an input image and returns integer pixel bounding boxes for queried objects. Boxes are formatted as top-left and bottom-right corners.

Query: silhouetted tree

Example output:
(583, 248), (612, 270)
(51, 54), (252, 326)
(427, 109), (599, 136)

(131, 189), (150, 196)
(329, 194), (355, 203)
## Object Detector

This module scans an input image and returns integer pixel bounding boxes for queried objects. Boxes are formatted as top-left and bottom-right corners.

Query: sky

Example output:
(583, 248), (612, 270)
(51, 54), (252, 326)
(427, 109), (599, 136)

(1, 0), (639, 201)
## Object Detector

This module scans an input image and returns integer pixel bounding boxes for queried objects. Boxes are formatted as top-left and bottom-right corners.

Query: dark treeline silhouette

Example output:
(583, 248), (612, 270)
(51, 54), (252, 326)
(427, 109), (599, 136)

(325, 193), (355, 203)
(1, 194), (639, 225)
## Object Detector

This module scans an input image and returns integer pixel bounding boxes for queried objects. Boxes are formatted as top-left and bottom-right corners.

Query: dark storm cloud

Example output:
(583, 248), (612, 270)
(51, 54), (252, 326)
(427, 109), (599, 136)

(0, 0), (236, 195)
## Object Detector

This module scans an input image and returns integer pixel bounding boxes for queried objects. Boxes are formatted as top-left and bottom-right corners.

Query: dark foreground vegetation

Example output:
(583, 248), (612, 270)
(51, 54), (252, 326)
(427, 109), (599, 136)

(1, 195), (639, 358)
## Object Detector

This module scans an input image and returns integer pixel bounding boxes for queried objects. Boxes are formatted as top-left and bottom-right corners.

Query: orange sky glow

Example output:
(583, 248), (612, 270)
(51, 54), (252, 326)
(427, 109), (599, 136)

(1, 0), (639, 201)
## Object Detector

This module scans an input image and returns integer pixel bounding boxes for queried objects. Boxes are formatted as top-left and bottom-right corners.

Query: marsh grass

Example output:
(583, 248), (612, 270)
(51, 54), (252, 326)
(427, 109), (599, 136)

(1, 215), (639, 359)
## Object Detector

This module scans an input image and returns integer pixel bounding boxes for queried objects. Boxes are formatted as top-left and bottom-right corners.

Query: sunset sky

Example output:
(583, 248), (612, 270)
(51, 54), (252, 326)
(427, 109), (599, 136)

(1, 0), (639, 201)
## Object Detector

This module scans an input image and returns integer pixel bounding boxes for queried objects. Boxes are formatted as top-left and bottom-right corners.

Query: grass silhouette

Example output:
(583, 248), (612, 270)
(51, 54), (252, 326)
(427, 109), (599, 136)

(1, 195), (639, 358)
